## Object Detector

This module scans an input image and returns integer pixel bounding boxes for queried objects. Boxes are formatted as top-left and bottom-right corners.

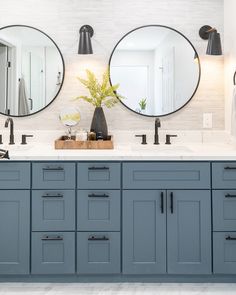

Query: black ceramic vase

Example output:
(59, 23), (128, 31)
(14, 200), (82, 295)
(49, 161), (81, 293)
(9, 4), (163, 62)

(90, 107), (108, 140)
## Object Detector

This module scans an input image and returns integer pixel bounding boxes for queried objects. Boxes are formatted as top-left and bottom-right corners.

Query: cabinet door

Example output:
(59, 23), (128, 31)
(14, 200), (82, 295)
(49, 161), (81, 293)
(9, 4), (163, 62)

(0, 190), (30, 274)
(123, 190), (166, 274)
(167, 190), (211, 274)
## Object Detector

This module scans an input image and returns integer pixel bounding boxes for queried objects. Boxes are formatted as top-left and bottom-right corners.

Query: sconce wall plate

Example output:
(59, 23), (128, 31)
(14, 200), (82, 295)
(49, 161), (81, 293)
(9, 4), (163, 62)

(199, 25), (212, 40)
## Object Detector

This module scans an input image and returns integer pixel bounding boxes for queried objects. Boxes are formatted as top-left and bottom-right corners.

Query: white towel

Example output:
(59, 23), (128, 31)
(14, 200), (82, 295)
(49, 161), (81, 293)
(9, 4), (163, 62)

(231, 86), (236, 136)
(18, 78), (30, 116)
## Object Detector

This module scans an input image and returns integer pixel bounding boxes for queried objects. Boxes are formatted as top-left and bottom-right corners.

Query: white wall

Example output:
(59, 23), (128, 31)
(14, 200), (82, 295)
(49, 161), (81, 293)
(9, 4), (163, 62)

(0, 0), (224, 131)
(224, 0), (236, 134)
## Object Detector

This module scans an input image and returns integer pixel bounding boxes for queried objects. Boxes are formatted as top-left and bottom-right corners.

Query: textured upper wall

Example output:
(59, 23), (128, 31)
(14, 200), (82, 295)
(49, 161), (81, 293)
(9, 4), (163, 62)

(0, 0), (224, 131)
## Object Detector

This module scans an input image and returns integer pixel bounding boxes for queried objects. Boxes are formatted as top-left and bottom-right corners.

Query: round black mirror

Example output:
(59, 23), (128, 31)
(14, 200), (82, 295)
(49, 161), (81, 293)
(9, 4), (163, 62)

(0, 25), (65, 117)
(109, 25), (201, 117)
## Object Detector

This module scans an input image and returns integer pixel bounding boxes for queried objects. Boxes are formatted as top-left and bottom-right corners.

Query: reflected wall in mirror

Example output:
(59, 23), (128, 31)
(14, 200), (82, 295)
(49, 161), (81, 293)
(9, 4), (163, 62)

(109, 25), (201, 117)
(0, 25), (64, 117)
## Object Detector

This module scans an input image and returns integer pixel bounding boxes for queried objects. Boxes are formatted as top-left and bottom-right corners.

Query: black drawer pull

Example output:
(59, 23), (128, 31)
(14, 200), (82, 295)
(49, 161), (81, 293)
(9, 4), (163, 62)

(88, 167), (109, 171)
(226, 236), (236, 241)
(88, 235), (109, 241)
(41, 193), (63, 198)
(88, 194), (109, 198)
(224, 167), (236, 170)
(43, 167), (64, 171)
(160, 192), (164, 214)
(41, 235), (63, 241)
(225, 194), (236, 198)
(170, 192), (174, 214)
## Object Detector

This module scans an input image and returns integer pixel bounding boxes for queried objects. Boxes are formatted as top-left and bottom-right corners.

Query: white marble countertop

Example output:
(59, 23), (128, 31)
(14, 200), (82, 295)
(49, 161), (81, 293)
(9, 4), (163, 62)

(2, 130), (236, 161)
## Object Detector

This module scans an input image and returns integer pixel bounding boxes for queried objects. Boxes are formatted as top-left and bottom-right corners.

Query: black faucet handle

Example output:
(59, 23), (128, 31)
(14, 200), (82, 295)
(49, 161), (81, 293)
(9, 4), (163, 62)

(165, 134), (178, 145)
(21, 134), (34, 145)
(135, 134), (147, 145)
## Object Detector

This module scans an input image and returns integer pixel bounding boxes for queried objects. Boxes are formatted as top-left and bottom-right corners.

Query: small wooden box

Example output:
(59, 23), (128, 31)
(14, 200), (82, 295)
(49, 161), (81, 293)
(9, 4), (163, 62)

(54, 135), (114, 150)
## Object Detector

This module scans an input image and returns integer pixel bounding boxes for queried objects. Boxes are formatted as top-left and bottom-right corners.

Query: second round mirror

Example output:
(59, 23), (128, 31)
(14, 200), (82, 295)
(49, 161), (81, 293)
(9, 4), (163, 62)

(109, 25), (201, 117)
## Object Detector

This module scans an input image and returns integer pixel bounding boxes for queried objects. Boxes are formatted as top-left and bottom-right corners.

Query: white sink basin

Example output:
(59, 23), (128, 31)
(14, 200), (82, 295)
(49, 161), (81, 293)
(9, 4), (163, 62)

(3, 145), (33, 152)
(131, 145), (193, 153)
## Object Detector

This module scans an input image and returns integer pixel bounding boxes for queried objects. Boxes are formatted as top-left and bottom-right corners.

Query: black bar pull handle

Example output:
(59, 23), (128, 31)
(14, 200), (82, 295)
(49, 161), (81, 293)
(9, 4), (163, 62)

(170, 192), (174, 214)
(42, 193), (63, 198)
(225, 194), (236, 198)
(88, 194), (109, 198)
(41, 235), (63, 241)
(226, 236), (236, 241)
(43, 166), (64, 171)
(224, 167), (236, 170)
(88, 235), (109, 241)
(160, 192), (164, 214)
(88, 167), (109, 171)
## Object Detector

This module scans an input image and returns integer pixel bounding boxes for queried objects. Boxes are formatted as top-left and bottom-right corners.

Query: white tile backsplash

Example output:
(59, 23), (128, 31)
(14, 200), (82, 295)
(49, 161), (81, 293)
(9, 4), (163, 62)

(0, 0), (224, 132)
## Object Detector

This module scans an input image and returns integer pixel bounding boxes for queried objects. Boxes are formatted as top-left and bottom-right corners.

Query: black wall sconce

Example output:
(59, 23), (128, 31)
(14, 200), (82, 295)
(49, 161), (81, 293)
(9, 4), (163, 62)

(78, 25), (94, 54)
(199, 25), (222, 56)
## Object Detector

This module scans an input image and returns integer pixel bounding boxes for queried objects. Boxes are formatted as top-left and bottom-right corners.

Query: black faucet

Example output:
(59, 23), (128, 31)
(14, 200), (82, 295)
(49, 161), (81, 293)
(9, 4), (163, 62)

(154, 118), (161, 145)
(4, 117), (15, 145)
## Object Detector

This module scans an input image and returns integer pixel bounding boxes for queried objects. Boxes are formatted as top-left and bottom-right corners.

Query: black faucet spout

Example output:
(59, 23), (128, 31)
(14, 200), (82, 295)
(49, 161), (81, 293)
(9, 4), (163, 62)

(154, 118), (161, 145)
(5, 118), (15, 145)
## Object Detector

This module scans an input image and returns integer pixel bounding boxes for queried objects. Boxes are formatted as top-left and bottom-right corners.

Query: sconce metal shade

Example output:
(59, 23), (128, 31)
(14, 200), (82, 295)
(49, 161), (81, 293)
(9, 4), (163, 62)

(199, 25), (222, 56)
(78, 25), (94, 54)
(206, 30), (222, 55)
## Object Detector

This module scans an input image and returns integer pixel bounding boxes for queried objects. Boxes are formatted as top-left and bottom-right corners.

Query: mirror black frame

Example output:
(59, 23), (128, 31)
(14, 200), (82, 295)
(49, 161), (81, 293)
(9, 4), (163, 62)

(0, 24), (65, 118)
(109, 25), (201, 118)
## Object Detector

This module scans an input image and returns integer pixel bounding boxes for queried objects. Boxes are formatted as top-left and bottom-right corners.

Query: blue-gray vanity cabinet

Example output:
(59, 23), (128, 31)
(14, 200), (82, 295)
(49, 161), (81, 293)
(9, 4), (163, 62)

(123, 162), (211, 189)
(32, 162), (76, 189)
(212, 190), (236, 231)
(0, 162), (30, 189)
(122, 190), (166, 274)
(77, 163), (120, 189)
(167, 190), (212, 274)
(77, 190), (120, 231)
(31, 232), (75, 274)
(212, 163), (236, 189)
(0, 190), (30, 274)
(32, 190), (75, 231)
(77, 232), (120, 274)
(213, 232), (236, 274)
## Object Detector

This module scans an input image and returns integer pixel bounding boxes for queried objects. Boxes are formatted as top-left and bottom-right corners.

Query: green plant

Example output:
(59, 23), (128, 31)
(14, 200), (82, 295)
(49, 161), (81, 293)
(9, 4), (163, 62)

(75, 69), (123, 108)
(139, 98), (147, 110)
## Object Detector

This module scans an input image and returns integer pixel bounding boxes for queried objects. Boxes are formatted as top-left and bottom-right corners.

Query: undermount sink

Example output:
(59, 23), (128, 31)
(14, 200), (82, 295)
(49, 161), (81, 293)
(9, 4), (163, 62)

(3, 145), (33, 152)
(131, 145), (193, 153)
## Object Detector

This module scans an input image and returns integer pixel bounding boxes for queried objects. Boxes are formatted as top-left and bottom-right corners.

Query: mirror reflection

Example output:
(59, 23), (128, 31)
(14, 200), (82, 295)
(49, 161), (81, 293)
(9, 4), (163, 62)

(0, 25), (64, 116)
(109, 25), (200, 117)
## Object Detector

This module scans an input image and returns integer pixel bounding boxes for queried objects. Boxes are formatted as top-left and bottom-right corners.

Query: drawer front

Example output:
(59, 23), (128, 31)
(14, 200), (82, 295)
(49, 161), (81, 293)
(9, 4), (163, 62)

(77, 163), (120, 189)
(77, 190), (120, 231)
(213, 190), (236, 231)
(212, 162), (236, 189)
(32, 162), (75, 189)
(213, 232), (236, 274)
(123, 162), (210, 189)
(31, 232), (75, 274)
(77, 232), (120, 274)
(0, 162), (30, 189)
(32, 190), (75, 231)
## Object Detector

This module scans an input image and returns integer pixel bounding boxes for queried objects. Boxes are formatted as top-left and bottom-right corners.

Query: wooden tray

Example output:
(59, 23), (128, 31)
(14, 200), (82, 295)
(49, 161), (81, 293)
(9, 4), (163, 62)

(55, 135), (114, 150)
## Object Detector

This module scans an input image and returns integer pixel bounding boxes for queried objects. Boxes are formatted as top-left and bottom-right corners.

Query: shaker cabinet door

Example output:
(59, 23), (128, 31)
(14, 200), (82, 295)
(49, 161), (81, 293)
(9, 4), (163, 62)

(167, 190), (211, 274)
(0, 190), (30, 274)
(122, 190), (166, 274)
